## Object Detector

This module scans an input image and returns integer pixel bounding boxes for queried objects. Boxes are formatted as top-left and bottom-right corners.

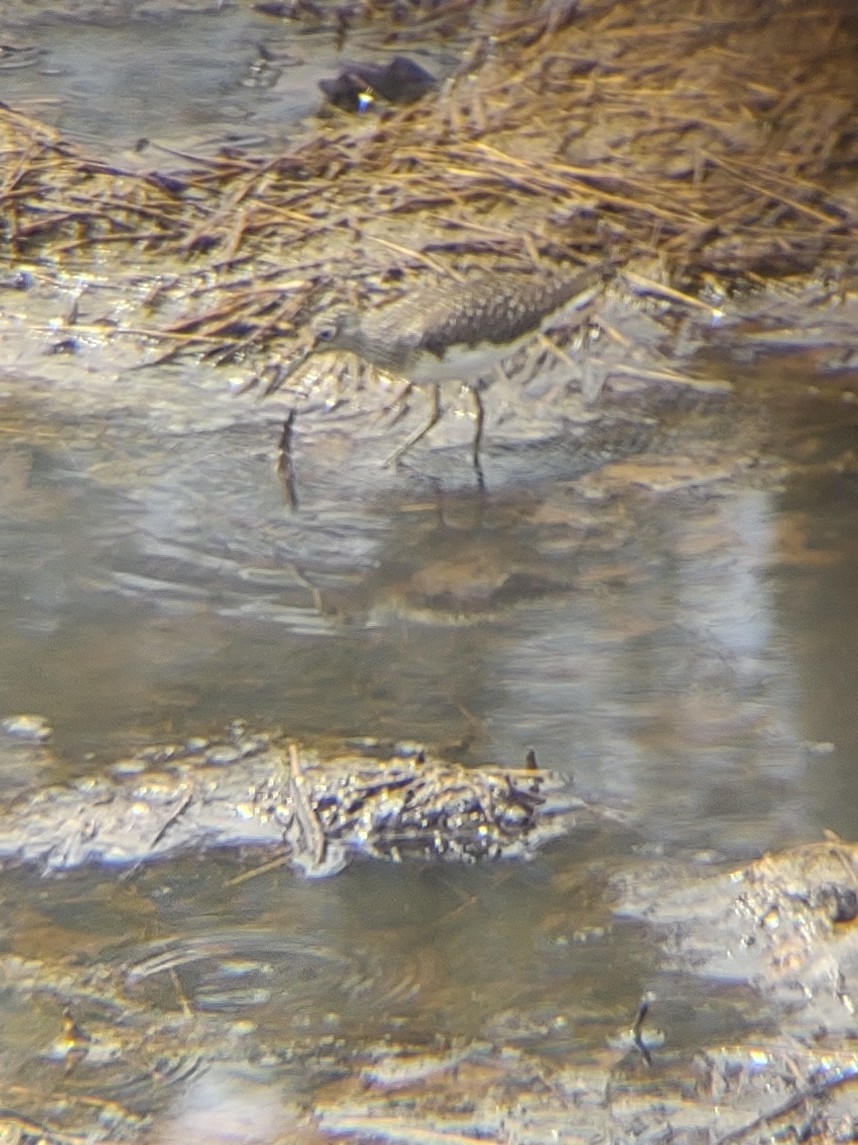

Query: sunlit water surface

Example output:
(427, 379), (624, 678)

(1, 333), (856, 1129)
(0, 4), (857, 1139)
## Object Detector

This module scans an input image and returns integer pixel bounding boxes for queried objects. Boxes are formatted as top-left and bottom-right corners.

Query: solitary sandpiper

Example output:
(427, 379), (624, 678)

(269, 261), (611, 484)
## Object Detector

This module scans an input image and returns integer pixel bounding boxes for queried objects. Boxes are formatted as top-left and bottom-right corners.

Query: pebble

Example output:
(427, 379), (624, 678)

(1, 714), (52, 742)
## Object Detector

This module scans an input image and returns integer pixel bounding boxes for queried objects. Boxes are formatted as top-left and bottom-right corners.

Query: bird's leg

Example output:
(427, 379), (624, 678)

(276, 408), (298, 508)
(470, 384), (486, 491)
(384, 383), (442, 468)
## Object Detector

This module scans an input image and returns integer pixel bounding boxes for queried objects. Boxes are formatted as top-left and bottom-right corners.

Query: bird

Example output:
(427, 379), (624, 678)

(268, 260), (611, 485)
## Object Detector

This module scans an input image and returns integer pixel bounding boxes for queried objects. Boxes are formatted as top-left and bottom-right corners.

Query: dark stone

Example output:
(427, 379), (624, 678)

(319, 56), (437, 112)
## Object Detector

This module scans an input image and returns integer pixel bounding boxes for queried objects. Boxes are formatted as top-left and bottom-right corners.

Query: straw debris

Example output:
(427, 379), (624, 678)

(1, 0), (856, 370)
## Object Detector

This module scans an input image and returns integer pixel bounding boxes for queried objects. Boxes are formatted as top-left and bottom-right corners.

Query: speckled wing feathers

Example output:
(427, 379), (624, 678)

(420, 270), (602, 357)
(362, 264), (606, 363)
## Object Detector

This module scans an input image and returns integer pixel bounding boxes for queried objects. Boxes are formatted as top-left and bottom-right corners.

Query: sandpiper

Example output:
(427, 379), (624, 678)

(270, 261), (611, 481)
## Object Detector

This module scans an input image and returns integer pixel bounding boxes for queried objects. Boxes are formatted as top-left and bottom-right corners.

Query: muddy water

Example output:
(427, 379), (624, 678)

(2, 293), (857, 1139)
(1, 5), (858, 1142)
(2, 340), (856, 850)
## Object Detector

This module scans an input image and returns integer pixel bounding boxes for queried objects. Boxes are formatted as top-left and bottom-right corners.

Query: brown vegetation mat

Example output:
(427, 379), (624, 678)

(1, 0), (857, 370)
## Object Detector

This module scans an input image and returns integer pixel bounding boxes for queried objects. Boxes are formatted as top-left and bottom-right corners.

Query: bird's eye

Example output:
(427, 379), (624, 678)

(316, 326), (335, 343)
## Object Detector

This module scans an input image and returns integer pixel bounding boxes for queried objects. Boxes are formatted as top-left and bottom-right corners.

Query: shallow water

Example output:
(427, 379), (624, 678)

(2, 327), (857, 849)
(0, 1), (460, 152)
(2, 300), (857, 1136)
(1, 3), (858, 1140)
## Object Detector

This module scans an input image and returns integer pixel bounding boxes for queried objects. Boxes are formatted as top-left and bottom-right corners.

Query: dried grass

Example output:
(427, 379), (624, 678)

(1, 0), (856, 365)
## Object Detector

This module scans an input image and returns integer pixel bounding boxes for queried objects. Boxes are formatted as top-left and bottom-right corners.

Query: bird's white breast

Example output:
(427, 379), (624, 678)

(406, 339), (523, 386)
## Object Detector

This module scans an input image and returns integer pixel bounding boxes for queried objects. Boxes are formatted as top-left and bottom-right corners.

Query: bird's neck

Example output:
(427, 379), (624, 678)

(349, 330), (412, 375)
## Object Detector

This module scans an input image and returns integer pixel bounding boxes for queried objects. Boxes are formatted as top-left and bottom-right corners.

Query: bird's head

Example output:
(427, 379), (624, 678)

(310, 308), (363, 355)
